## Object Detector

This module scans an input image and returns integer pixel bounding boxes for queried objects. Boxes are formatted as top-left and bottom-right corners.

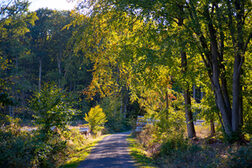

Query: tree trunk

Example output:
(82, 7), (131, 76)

(184, 88), (196, 138)
(39, 59), (42, 92)
(165, 91), (169, 119)
(193, 85), (196, 99)
(57, 53), (62, 88)
(210, 117), (215, 136)
(121, 86), (128, 118)
(181, 50), (196, 138)
(232, 54), (241, 133)
(206, 7), (232, 136)
(178, 15), (196, 138)
(231, 0), (244, 134)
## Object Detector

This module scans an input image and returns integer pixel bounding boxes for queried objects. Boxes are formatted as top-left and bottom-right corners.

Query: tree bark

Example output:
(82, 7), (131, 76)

(184, 88), (196, 138)
(231, 0), (244, 134)
(39, 59), (42, 92)
(232, 57), (241, 133)
(210, 117), (215, 136)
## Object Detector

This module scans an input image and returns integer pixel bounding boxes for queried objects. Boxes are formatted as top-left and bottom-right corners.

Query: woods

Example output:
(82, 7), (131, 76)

(0, 0), (251, 167)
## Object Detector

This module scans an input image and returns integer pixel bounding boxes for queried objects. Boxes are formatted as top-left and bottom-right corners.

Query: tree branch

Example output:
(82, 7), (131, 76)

(243, 32), (252, 54)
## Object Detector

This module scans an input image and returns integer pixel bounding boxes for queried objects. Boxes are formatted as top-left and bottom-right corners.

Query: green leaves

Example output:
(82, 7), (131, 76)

(30, 84), (74, 133)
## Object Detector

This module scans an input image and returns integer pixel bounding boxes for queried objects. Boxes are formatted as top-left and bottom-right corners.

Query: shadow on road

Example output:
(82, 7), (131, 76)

(78, 131), (136, 168)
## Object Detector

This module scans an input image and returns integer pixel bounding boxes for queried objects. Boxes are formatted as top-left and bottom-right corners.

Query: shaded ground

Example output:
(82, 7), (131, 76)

(78, 132), (136, 168)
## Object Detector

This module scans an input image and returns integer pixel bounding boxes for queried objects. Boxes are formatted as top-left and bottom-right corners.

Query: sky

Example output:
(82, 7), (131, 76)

(28, 0), (77, 11)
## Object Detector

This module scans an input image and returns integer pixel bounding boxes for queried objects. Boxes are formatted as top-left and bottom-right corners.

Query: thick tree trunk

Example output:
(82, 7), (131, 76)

(207, 8), (233, 136)
(232, 0), (244, 134)
(184, 88), (196, 138)
(232, 55), (242, 133)
(39, 59), (42, 92)
(188, 0), (249, 140)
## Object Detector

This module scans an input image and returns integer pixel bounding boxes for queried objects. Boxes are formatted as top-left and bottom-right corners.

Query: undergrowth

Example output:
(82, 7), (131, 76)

(127, 135), (157, 168)
(129, 124), (252, 168)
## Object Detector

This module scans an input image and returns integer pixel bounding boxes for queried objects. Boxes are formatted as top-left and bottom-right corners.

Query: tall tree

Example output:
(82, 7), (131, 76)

(80, 0), (251, 140)
(186, 0), (251, 138)
(27, 8), (54, 92)
(0, 0), (37, 115)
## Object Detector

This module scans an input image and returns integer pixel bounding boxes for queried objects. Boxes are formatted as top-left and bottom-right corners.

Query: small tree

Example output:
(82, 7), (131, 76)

(30, 84), (74, 136)
(30, 84), (74, 167)
(84, 105), (107, 135)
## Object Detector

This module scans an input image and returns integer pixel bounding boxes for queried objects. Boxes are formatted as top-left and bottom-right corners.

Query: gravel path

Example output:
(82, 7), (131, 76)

(78, 132), (136, 168)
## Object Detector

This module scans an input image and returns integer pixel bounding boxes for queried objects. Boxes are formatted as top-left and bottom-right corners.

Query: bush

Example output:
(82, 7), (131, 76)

(160, 133), (188, 156)
(29, 84), (75, 167)
(84, 105), (107, 135)
(0, 115), (34, 168)
(0, 85), (89, 168)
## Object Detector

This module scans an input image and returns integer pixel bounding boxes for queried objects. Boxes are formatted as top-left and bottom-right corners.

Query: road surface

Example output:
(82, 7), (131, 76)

(78, 132), (136, 168)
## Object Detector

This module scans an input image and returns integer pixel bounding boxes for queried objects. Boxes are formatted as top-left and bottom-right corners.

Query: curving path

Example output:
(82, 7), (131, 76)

(77, 132), (136, 168)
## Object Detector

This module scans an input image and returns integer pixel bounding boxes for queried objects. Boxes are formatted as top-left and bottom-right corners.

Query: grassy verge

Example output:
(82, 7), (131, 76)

(61, 134), (109, 168)
(127, 135), (158, 168)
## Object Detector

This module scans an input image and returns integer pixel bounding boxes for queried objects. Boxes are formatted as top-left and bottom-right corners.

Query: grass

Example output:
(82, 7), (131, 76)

(127, 135), (158, 168)
(61, 134), (109, 168)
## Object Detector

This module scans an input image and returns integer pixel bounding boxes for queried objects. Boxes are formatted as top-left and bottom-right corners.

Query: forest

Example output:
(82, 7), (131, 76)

(0, 0), (251, 167)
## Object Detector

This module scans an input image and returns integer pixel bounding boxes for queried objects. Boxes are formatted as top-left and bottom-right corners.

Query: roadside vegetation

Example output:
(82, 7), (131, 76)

(0, 84), (109, 167)
(62, 133), (108, 168)
(128, 124), (251, 168)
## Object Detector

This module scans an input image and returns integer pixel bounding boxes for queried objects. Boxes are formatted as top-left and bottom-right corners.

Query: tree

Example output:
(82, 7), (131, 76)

(80, 0), (251, 140)
(27, 8), (54, 92)
(75, 0), (198, 138)
(185, 0), (251, 139)
(0, 0), (37, 115)
(84, 105), (107, 135)
(30, 84), (74, 140)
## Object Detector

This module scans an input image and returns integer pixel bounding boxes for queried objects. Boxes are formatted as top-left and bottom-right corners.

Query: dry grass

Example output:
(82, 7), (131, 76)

(195, 124), (211, 138)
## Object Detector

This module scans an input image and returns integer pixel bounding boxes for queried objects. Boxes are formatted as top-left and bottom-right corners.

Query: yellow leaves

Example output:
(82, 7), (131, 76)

(65, 10), (89, 29)
(84, 105), (107, 134)
(26, 12), (38, 26)
(0, 57), (9, 70)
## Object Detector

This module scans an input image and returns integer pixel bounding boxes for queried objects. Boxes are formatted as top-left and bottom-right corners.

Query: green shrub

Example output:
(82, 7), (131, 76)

(84, 105), (107, 135)
(160, 134), (188, 156)
(0, 115), (34, 168)
(0, 84), (80, 168)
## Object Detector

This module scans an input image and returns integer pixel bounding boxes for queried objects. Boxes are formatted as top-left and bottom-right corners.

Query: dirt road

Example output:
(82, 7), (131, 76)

(78, 132), (136, 168)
